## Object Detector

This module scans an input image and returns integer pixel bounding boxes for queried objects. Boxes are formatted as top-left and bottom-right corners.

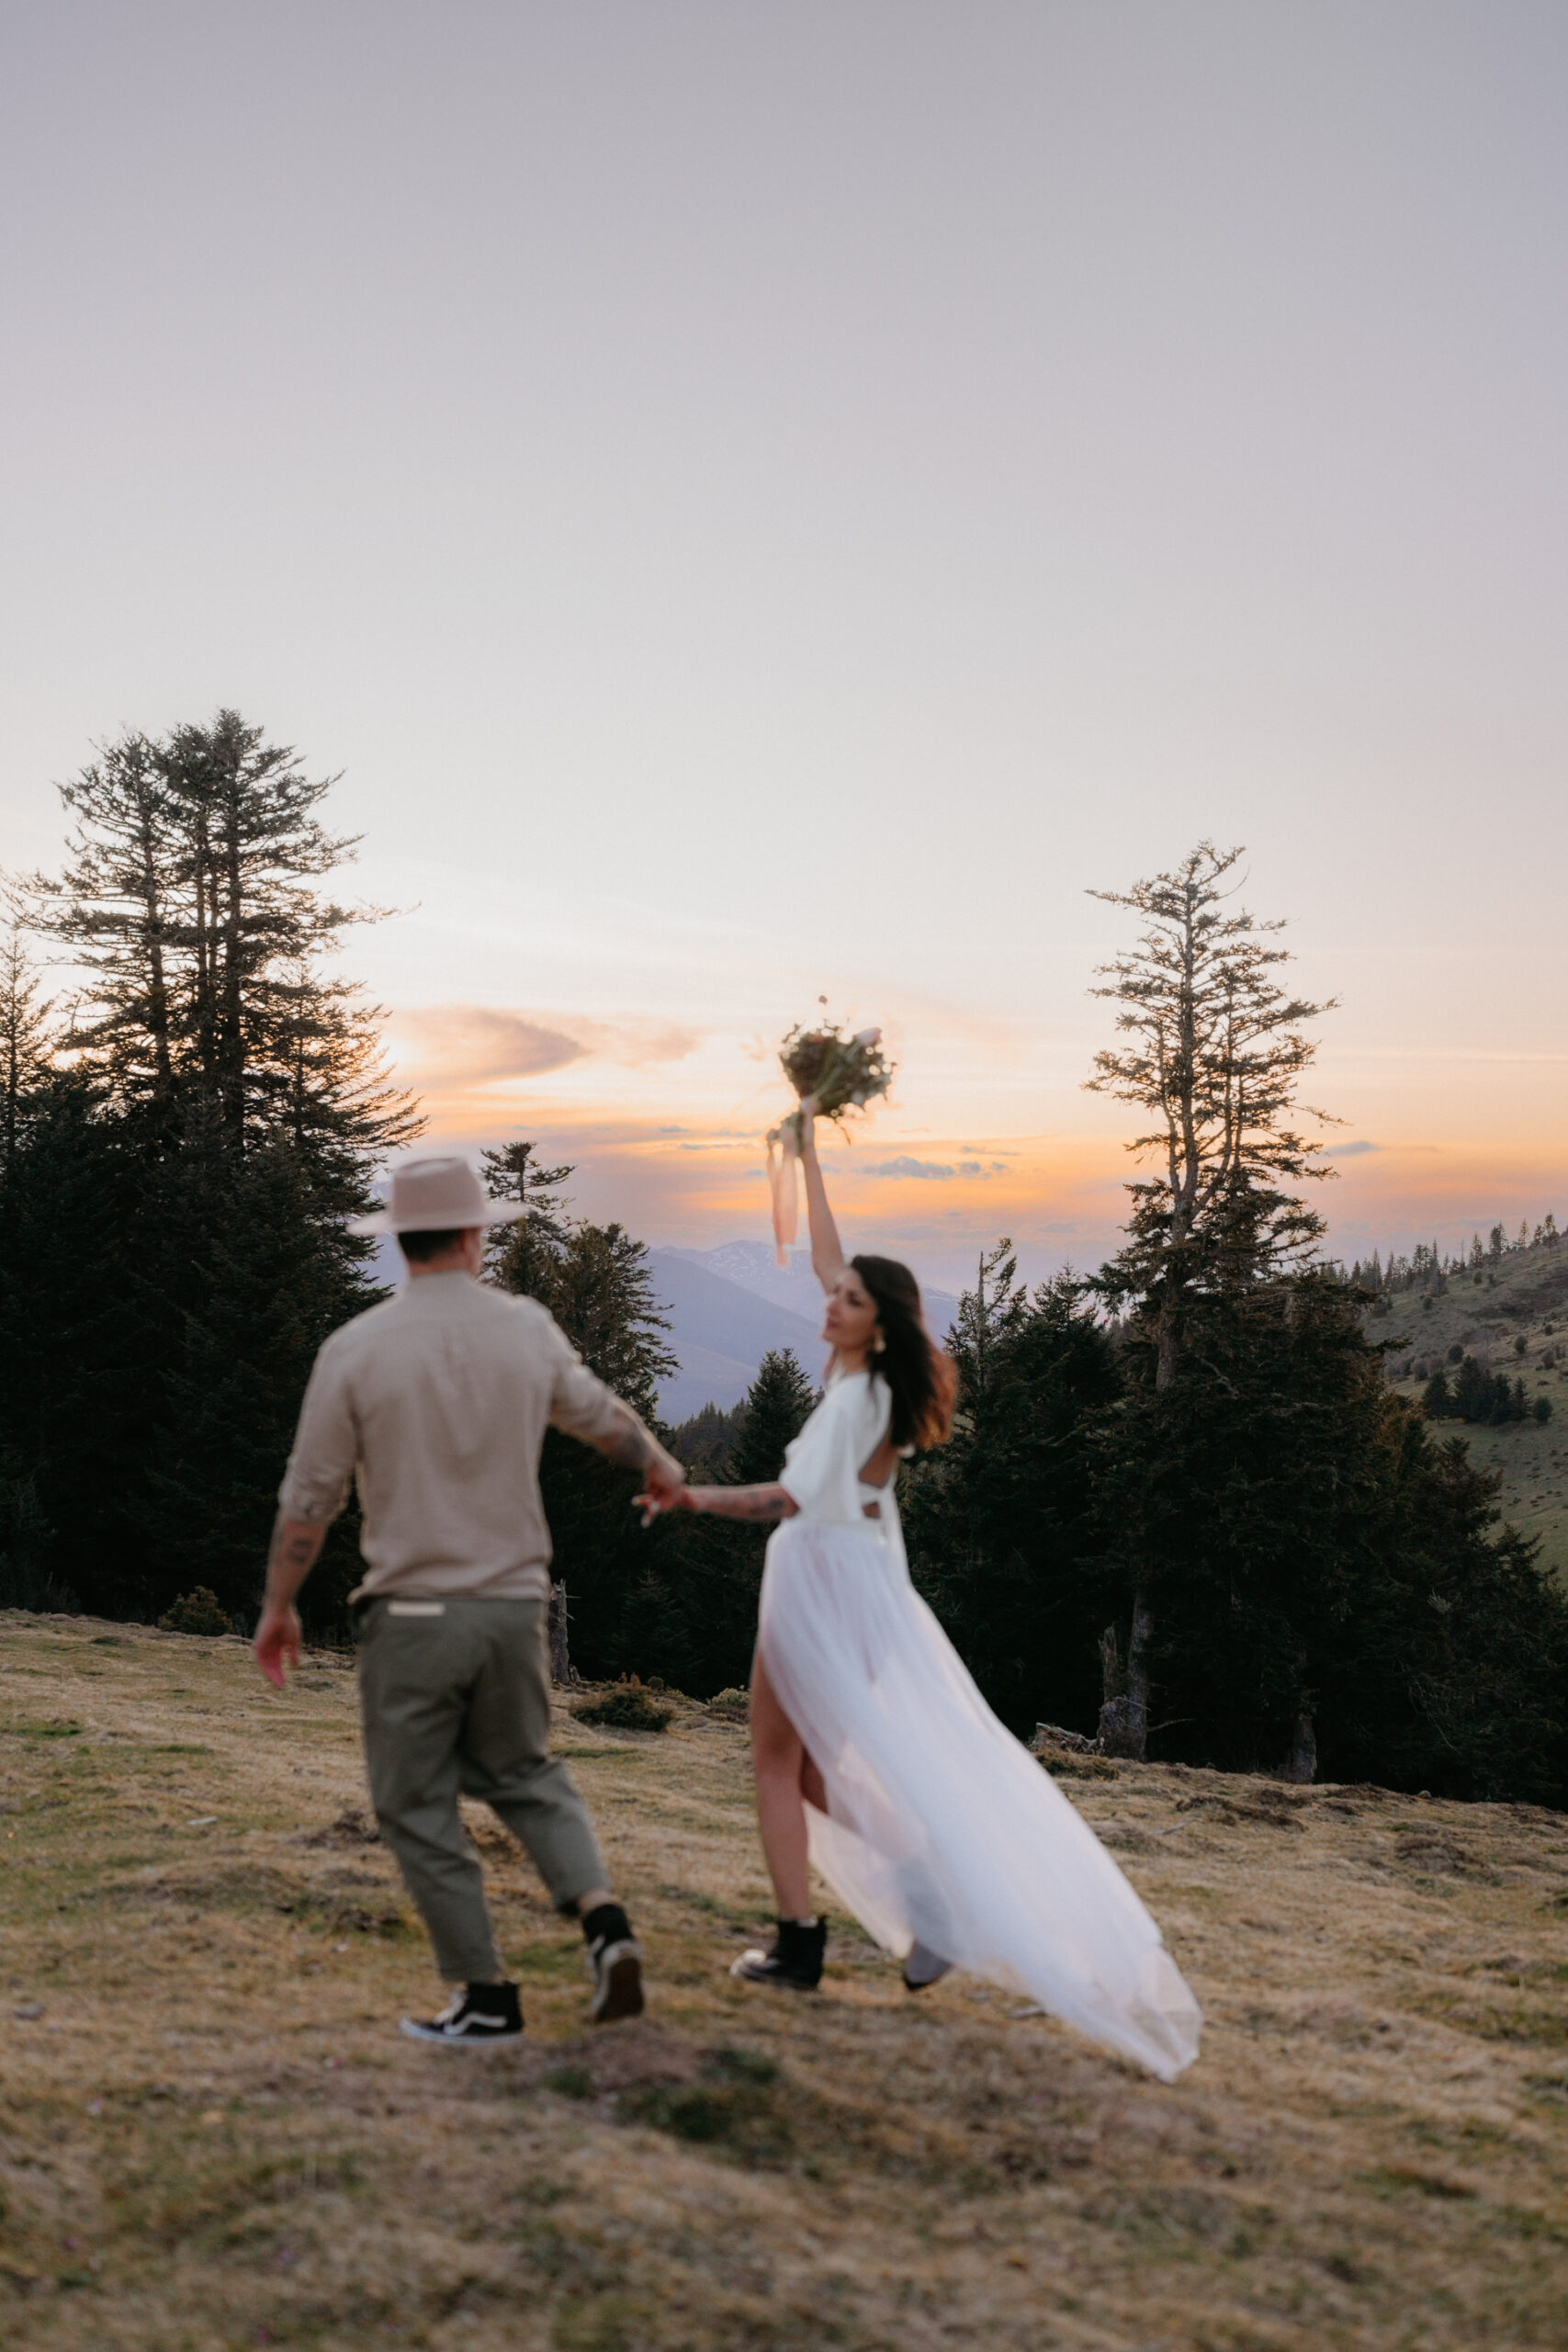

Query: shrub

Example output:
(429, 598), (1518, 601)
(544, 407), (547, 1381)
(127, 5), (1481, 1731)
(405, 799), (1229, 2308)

(706, 1687), (750, 1722)
(1448, 1344), (1464, 1364)
(1534, 1397), (1553, 1425)
(158, 1586), (232, 1636)
(573, 1675), (672, 1733)
(1516, 1336), (1529, 1357)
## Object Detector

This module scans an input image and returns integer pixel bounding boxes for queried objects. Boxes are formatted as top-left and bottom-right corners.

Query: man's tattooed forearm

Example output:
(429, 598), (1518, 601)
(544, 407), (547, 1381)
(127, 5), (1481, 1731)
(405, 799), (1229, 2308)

(694, 1484), (791, 1521)
(268, 1518), (321, 1572)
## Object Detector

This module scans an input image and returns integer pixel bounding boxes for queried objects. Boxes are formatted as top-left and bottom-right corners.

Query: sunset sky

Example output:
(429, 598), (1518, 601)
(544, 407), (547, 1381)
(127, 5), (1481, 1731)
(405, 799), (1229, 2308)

(4, 4), (1564, 1290)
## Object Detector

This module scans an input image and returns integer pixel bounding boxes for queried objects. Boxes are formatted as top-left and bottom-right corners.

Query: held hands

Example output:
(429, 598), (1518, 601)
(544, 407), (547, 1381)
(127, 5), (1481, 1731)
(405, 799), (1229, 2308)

(635, 1447), (688, 1528)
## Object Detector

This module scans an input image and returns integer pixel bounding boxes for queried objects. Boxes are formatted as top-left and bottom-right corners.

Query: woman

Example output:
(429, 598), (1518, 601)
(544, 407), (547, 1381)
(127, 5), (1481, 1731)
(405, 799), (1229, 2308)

(641, 1116), (1201, 2082)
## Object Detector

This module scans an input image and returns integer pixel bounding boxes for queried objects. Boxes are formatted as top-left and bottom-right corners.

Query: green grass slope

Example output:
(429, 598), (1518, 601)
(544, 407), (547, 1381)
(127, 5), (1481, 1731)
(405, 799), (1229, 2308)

(1372, 1245), (1568, 1584)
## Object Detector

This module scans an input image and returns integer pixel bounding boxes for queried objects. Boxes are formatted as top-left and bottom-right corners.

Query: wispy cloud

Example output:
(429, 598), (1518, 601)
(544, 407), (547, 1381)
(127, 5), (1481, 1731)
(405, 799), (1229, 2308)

(393, 1004), (702, 1093)
(1323, 1139), (1384, 1159)
(858, 1155), (998, 1182)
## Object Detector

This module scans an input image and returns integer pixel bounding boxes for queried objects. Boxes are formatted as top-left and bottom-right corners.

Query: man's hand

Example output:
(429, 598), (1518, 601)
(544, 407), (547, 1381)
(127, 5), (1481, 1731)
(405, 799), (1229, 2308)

(254, 1600), (303, 1690)
(642, 1447), (685, 1508)
(633, 1447), (687, 1527)
(254, 1512), (328, 1688)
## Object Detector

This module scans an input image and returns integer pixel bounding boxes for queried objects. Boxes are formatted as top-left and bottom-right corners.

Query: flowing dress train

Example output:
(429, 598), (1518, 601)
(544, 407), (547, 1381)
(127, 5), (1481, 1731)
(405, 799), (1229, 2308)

(759, 1368), (1201, 2082)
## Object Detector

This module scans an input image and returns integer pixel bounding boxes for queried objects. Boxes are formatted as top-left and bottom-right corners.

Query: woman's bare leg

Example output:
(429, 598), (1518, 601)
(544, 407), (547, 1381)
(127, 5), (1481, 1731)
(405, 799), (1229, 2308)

(750, 1651), (813, 1918)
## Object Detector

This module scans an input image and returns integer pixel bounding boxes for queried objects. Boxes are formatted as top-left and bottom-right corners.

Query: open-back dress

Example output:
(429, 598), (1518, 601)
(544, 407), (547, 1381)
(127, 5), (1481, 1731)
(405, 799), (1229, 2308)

(760, 1365), (1201, 2082)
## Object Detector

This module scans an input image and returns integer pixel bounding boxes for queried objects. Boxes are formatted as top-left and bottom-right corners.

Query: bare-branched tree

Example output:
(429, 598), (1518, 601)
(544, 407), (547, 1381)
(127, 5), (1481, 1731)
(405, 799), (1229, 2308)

(1086, 840), (1337, 1382)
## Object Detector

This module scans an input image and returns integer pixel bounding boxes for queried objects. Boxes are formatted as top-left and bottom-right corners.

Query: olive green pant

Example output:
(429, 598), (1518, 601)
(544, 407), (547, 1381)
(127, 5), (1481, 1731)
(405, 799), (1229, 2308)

(356, 1595), (606, 1984)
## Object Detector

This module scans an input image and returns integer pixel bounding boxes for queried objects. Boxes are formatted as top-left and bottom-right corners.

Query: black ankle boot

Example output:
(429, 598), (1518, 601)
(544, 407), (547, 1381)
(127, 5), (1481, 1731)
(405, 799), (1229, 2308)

(729, 1916), (826, 1990)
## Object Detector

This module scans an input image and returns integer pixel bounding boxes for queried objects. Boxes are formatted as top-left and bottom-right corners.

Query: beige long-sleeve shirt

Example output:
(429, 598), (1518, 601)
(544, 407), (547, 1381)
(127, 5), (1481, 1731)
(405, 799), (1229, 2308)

(277, 1271), (636, 1602)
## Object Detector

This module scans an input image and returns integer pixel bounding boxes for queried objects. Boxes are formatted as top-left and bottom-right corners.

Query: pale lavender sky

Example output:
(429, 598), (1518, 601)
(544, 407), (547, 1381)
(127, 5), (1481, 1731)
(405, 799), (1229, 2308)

(3, 4), (1564, 1285)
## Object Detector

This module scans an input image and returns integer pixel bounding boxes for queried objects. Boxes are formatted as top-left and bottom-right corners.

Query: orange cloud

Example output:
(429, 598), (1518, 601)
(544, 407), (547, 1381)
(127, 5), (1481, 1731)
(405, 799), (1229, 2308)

(391, 1004), (703, 1108)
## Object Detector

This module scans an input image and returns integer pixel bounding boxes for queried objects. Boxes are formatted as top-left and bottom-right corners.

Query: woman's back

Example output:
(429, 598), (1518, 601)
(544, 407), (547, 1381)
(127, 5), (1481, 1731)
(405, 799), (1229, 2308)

(779, 1370), (894, 1528)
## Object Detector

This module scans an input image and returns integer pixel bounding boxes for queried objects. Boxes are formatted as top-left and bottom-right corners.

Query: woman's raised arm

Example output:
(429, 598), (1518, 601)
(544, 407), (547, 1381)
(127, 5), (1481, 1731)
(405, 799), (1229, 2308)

(798, 1114), (846, 1292)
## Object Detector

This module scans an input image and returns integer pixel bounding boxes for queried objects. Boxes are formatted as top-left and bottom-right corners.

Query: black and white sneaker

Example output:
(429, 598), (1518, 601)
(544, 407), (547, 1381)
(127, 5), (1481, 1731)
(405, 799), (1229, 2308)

(902, 1940), (953, 1993)
(581, 1903), (644, 2022)
(399, 1982), (523, 2045)
(730, 1916), (826, 1991)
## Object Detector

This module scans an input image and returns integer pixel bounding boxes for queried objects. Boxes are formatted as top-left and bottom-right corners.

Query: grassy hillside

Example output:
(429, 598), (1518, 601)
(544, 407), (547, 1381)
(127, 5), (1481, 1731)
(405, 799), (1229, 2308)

(1374, 1245), (1568, 1584)
(4, 1613), (1568, 2350)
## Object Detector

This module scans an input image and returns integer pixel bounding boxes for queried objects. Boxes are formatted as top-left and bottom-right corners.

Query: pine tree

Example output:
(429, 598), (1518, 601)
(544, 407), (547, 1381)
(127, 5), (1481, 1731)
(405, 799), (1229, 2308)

(1339, 1437), (1568, 1800)
(0, 898), (54, 1179)
(486, 1145), (676, 1677)
(481, 1139), (573, 1291)
(905, 1276), (1121, 1735)
(28, 731), (180, 1113)
(0, 1446), (61, 1613)
(1088, 1272), (1568, 1793)
(29, 712), (419, 1188)
(669, 1402), (743, 1479)
(0, 1073), (150, 1613)
(1083, 842), (1336, 1754)
(136, 1136), (378, 1625)
(728, 1349), (818, 1485)
(10, 715), (417, 1618)
(534, 1223), (675, 1424)
(946, 1238), (1030, 1408)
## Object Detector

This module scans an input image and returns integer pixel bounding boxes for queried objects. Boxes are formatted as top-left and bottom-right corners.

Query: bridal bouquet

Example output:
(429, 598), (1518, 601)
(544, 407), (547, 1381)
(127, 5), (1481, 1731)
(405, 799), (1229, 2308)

(765, 1013), (895, 1261)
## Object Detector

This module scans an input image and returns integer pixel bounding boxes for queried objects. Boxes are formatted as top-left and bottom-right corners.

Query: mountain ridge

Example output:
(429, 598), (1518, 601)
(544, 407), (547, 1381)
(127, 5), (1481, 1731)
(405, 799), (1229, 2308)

(651, 1241), (962, 1422)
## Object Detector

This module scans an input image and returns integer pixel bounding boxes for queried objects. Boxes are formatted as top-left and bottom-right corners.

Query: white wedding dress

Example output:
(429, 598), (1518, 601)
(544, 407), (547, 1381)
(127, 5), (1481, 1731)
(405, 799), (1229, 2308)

(759, 1367), (1201, 2082)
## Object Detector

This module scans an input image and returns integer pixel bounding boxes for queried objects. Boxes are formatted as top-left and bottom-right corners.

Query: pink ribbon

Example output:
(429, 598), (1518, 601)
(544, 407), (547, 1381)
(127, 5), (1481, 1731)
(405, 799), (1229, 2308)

(766, 1118), (800, 1264)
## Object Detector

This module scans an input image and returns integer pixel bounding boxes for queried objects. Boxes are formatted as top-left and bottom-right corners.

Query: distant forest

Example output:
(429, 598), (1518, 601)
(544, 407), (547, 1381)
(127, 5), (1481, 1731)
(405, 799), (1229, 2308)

(4, 731), (1565, 1805)
(1342, 1220), (1562, 1297)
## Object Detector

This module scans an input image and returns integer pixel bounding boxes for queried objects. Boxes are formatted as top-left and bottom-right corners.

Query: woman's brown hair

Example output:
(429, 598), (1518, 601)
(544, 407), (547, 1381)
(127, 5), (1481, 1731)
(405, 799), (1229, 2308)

(851, 1254), (957, 1451)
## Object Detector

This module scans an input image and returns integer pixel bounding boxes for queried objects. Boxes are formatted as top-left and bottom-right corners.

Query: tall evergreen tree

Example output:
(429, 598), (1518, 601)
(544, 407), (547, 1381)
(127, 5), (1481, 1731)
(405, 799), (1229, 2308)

(136, 1136), (377, 1625)
(945, 1238), (1030, 1409)
(0, 1072), (148, 1613)
(728, 1348), (818, 1485)
(29, 711), (420, 1188)
(1084, 842), (1336, 1755)
(905, 1275), (1121, 1736)
(484, 1143), (675, 1675)
(7, 713), (421, 1620)
(28, 731), (180, 1114)
(480, 1138), (572, 1291)
(0, 899), (54, 1178)
(1085, 1269), (1568, 1795)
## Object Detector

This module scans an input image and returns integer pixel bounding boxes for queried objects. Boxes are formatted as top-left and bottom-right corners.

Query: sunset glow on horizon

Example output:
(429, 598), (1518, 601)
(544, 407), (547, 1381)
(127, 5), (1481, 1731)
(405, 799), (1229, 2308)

(3, 4), (1562, 1295)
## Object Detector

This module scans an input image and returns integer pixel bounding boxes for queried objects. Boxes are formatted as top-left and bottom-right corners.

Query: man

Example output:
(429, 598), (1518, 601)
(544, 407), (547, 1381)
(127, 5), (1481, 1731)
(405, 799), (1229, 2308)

(254, 1154), (685, 2045)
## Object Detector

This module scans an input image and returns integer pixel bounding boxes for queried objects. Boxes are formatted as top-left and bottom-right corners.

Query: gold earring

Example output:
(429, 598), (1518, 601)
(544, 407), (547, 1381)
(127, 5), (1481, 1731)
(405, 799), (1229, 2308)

(871, 1333), (886, 1353)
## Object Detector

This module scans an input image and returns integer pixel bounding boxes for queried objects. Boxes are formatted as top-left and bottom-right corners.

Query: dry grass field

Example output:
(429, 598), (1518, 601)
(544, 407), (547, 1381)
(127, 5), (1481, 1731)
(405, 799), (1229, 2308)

(4, 1611), (1568, 2352)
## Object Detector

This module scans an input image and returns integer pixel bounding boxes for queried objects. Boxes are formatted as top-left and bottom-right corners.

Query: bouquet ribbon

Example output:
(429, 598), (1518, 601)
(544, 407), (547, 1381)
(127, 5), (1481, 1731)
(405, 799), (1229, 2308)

(765, 1107), (806, 1265)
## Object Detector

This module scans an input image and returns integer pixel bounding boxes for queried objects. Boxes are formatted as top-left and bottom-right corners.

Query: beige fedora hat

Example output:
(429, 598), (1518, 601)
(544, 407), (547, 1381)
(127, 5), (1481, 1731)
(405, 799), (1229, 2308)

(350, 1155), (527, 1237)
